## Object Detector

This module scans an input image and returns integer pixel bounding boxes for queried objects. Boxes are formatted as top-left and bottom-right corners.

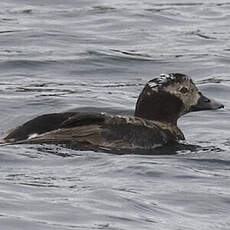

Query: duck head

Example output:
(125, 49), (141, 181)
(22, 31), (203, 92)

(135, 73), (224, 124)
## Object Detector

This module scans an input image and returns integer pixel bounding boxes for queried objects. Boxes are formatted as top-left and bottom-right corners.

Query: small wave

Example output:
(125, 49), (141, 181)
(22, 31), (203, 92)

(1, 18), (17, 21)
(188, 158), (230, 167)
(0, 30), (23, 34)
(7, 8), (34, 15)
(0, 59), (57, 69)
(91, 5), (116, 13)
(87, 49), (167, 63)
(111, 49), (152, 58)
(100, 82), (144, 88)
(197, 76), (230, 85)
(198, 77), (225, 84)
(152, 3), (204, 7)
(188, 30), (216, 40)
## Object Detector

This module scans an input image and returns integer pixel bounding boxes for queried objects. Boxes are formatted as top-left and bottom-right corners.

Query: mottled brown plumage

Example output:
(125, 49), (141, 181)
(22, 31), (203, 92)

(1, 73), (224, 153)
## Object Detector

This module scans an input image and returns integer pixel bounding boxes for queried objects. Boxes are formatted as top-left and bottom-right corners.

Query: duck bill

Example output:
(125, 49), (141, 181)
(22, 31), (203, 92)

(190, 93), (224, 112)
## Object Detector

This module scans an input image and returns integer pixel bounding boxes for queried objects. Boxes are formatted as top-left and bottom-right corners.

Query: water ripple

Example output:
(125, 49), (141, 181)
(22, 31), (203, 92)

(0, 0), (229, 229)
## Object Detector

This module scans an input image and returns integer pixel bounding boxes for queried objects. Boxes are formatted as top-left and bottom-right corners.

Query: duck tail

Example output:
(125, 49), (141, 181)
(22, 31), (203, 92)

(0, 138), (8, 146)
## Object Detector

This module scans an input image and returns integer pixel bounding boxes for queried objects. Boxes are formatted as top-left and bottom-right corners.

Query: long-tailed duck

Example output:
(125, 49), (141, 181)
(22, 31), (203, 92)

(1, 73), (224, 153)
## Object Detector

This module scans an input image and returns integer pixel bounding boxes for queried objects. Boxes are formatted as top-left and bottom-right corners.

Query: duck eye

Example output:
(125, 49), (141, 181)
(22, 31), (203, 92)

(180, 87), (189, 94)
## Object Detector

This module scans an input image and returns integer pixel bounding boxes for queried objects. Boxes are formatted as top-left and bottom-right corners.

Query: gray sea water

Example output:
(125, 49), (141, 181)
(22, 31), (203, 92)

(0, 0), (230, 229)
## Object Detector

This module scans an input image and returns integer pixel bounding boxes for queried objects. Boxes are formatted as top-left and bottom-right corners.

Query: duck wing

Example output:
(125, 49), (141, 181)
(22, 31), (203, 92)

(7, 113), (174, 151)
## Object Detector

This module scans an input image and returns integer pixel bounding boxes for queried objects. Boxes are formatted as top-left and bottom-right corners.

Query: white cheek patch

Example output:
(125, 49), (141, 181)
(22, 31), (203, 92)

(163, 82), (181, 95)
(190, 92), (200, 106)
(163, 80), (200, 110)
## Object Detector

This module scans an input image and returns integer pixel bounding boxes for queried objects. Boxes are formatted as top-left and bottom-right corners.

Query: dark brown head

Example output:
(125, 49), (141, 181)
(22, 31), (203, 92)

(135, 73), (224, 124)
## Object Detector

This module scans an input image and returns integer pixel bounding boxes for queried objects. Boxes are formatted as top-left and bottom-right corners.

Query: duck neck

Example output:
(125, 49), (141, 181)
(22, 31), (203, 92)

(152, 120), (185, 141)
(134, 86), (184, 124)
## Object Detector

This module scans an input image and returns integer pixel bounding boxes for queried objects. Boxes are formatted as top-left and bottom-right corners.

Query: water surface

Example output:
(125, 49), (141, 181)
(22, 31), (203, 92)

(0, 0), (230, 229)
